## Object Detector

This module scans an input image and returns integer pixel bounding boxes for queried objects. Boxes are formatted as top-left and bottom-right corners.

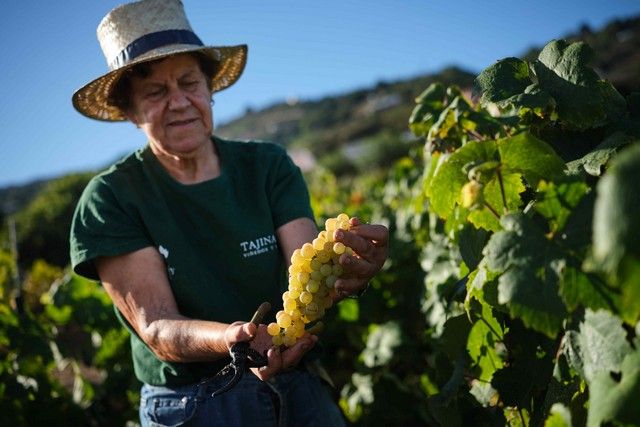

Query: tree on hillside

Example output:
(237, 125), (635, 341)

(14, 173), (93, 269)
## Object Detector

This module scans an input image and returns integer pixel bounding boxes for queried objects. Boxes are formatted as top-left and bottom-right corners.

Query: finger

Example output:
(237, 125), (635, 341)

(225, 322), (257, 347)
(334, 277), (368, 298)
(347, 223), (390, 247)
(338, 253), (378, 278)
(254, 346), (282, 380)
(334, 229), (375, 260)
(280, 335), (317, 370)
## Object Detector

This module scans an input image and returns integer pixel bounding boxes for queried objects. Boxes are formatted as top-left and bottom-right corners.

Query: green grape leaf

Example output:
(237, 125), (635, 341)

(558, 263), (619, 313)
(465, 262), (500, 312)
(340, 372), (374, 421)
(497, 86), (557, 122)
(467, 171), (524, 231)
(544, 403), (572, 427)
(427, 96), (480, 146)
(338, 298), (359, 322)
(467, 304), (505, 382)
(491, 321), (555, 409)
(457, 224), (490, 271)
(409, 83), (446, 137)
(535, 178), (590, 234)
(428, 140), (498, 219)
(498, 132), (566, 188)
(562, 309), (632, 384)
(424, 151), (446, 200)
(591, 143), (640, 285)
(587, 349), (640, 427)
(533, 40), (626, 130)
(439, 314), (472, 359)
(566, 132), (635, 177)
(483, 214), (567, 337)
(361, 321), (403, 368)
(475, 57), (532, 104)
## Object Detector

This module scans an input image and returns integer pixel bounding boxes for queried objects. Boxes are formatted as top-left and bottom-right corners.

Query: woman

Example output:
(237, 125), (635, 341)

(70, 1), (389, 426)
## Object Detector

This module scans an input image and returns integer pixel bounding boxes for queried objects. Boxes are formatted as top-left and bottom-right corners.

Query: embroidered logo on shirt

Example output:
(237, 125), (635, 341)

(158, 245), (175, 277)
(159, 245), (169, 259)
(240, 234), (277, 258)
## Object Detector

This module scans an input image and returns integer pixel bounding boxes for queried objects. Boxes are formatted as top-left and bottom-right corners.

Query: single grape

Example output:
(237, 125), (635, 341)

(461, 180), (484, 209)
(325, 218), (338, 231)
(310, 270), (323, 281)
(267, 322), (280, 336)
(283, 335), (297, 347)
(284, 298), (298, 313)
(320, 264), (333, 276)
(333, 242), (346, 254)
(288, 288), (301, 300)
(277, 312), (292, 328)
(306, 280), (320, 293)
(297, 271), (310, 284)
(299, 291), (313, 304)
(300, 243), (315, 259)
(325, 275), (337, 288)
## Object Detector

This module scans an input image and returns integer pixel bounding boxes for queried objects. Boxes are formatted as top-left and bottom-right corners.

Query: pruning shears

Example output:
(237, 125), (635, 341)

(211, 302), (271, 396)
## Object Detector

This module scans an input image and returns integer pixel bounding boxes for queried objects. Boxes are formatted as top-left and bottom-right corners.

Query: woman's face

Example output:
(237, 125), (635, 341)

(126, 54), (213, 156)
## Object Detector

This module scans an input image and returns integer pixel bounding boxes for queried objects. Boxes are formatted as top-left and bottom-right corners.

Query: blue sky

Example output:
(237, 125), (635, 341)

(1, 0), (638, 188)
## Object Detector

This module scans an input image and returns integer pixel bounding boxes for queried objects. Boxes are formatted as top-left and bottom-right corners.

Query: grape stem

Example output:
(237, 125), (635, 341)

(482, 201), (501, 220)
(496, 168), (508, 214)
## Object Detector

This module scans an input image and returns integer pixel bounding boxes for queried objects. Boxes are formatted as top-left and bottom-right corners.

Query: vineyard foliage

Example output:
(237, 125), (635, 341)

(1, 38), (639, 426)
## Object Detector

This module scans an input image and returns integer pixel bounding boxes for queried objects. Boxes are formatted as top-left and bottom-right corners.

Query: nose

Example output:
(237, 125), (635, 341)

(167, 86), (190, 110)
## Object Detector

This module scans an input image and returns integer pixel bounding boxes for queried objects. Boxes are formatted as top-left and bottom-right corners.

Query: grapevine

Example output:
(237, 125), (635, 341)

(267, 213), (353, 346)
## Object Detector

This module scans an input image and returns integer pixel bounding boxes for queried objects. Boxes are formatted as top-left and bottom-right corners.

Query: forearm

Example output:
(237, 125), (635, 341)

(142, 316), (231, 363)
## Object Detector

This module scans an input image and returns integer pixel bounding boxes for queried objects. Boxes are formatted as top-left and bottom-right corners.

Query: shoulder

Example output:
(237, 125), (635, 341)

(80, 149), (146, 200)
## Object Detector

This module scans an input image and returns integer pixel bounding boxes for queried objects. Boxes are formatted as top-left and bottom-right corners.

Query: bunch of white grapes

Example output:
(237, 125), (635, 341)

(267, 213), (353, 347)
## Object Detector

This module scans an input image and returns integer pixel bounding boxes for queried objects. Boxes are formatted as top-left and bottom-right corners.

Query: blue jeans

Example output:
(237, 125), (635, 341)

(139, 367), (346, 427)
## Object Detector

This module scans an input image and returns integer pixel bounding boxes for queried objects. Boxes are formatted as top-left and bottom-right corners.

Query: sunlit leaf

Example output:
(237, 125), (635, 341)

(587, 349), (640, 427)
(498, 131), (565, 188)
(562, 309), (632, 384)
(535, 178), (589, 234)
(467, 303), (505, 381)
(361, 322), (403, 368)
(544, 403), (572, 427)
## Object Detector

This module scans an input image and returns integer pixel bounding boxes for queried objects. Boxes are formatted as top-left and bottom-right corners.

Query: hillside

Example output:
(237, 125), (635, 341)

(1, 15), (639, 214)
(215, 15), (639, 173)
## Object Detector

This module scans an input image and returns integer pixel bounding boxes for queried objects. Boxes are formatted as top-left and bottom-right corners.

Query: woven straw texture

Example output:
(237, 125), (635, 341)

(72, 0), (247, 121)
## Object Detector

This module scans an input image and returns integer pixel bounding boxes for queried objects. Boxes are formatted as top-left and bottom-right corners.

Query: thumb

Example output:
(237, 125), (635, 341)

(225, 322), (257, 348)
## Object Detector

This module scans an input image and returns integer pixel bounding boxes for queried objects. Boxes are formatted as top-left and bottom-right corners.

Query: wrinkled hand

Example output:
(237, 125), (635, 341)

(333, 217), (389, 299)
(224, 322), (317, 381)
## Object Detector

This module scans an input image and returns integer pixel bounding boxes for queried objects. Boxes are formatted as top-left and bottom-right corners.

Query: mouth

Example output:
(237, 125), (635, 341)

(167, 118), (198, 127)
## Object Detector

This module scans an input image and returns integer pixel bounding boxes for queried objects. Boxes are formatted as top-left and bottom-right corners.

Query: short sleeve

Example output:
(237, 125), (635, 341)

(69, 176), (151, 280)
(267, 147), (315, 228)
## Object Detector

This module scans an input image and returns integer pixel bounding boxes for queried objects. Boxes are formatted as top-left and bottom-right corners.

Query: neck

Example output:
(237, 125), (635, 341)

(149, 138), (220, 184)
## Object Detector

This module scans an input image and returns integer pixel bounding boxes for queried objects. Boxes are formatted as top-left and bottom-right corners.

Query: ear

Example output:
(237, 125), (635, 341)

(125, 109), (140, 127)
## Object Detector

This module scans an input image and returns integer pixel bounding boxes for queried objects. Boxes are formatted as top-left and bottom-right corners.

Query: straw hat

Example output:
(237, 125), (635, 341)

(72, 0), (247, 121)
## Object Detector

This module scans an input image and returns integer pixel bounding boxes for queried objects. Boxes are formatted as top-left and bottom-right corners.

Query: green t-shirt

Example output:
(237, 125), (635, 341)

(70, 136), (314, 386)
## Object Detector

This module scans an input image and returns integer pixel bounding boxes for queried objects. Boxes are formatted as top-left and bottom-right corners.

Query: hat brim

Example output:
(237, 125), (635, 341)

(72, 44), (247, 122)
